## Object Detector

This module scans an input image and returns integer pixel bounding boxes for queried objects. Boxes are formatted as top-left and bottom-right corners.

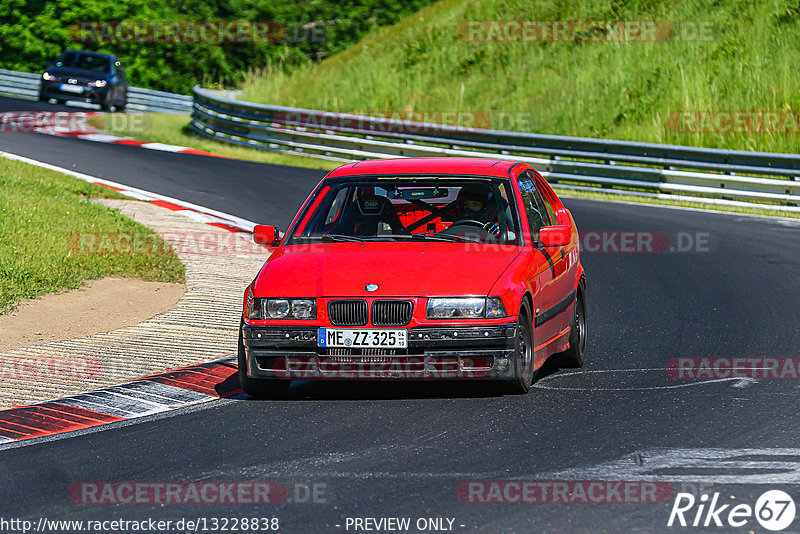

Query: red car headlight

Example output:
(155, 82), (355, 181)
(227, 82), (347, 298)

(246, 292), (316, 320)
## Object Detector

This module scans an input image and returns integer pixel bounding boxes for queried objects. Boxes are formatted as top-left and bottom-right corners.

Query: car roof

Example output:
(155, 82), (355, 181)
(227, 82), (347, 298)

(61, 49), (114, 59)
(325, 157), (522, 179)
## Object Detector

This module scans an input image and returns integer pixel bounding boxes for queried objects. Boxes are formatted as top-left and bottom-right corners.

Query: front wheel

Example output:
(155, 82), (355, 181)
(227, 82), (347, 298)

(238, 324), (290, 398)
(504, 300), (534, 394)
(558, 289), (587, 368)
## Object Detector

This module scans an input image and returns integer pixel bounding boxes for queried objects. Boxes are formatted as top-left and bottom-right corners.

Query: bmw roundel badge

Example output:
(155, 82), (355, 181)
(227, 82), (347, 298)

(365, 283), (379, 292)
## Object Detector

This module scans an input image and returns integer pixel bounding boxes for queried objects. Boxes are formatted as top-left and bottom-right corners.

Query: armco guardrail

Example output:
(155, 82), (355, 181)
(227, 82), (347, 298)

(190, 85), (800, 212)
(0, 68), (191, 114)
(126, 87), (192, 114)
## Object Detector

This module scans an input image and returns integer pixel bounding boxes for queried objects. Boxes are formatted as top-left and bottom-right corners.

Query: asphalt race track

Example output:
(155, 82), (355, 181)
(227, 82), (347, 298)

(1, 97), (800, 532)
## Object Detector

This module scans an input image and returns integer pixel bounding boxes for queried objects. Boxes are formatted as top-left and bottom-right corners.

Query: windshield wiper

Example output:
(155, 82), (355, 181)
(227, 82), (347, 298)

(400, 233), (480, 243)
(293, 234), (367, 242)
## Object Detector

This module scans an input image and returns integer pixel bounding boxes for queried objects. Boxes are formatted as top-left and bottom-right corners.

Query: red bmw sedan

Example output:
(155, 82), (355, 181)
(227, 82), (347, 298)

(239, 157), (586, 396)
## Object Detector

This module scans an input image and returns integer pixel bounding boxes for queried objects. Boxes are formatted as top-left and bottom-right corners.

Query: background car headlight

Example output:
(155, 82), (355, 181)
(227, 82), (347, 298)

(246, 295), (316, 320)
(427, 297), (507, 319)
(90, 80), (107, 87)
(42, 72), (56, 81)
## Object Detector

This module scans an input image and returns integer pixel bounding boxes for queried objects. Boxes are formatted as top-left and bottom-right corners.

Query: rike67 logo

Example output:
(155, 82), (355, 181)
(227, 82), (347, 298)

(668, 490), (796, 531)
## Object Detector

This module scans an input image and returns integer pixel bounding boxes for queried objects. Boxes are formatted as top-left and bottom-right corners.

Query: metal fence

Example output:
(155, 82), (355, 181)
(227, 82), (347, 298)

(0, 68), (192, 114)
(191, 86), (800, 213)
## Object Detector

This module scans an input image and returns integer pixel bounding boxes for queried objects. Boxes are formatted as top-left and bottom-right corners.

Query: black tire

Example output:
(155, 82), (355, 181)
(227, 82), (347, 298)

(505, 300), (535, 394)
(558, 288), (587, 368)
(238, 324), (290, 398)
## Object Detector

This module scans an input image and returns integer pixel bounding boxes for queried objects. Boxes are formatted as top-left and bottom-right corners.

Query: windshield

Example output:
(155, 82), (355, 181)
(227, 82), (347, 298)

(286, 176), (522, 245)
(55, 52), (111, 73)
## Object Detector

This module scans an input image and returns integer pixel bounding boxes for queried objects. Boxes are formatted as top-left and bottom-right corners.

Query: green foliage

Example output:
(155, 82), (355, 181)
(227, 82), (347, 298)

(239, 0), (800, 154)
(0, 0), (435, 93)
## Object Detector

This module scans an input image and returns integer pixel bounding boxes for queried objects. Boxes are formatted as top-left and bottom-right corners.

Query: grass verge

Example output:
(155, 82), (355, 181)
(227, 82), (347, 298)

(0, 157), (185, 314)
(238, 0), (800, 155)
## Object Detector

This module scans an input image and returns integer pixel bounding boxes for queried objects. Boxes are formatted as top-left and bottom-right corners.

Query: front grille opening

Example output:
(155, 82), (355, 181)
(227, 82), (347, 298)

(328, 299), (368, 326)
(372, 300), (413, 326)
(323, 348), (403, 356)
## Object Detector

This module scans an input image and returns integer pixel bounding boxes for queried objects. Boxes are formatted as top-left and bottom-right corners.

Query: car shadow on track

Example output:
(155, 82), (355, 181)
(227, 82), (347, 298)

(240, 359), (567, 401)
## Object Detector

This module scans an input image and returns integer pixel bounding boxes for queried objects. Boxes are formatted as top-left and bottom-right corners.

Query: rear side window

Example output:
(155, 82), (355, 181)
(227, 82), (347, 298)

(517, 171), (551, 239)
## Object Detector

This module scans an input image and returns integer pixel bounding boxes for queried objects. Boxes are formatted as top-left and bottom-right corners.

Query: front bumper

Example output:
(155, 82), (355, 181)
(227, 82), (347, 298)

(39, 81), (108, 104)
(242, 323), (517, 380)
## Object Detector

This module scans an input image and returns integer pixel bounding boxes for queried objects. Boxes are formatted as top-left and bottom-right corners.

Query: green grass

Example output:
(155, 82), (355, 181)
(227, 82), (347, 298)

(0, 157), (185, 314)
(238, 0), (800, 155)
(100, 113), (339, 171)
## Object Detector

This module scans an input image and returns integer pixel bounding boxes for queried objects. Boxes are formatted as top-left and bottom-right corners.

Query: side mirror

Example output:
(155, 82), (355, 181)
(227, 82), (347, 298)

(253, 225), (280, 246)
(539, 225), (571, 247)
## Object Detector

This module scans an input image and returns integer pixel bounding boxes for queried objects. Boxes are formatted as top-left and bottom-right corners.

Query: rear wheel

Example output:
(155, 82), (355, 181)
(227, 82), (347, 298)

(505, 300), (534, 394)
(238, 324), (290, 398)
(558, 288), (587, 368)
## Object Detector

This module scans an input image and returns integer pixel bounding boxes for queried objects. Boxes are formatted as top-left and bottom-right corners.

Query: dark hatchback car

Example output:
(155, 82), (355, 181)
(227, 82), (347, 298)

(39, 50), (127, 111)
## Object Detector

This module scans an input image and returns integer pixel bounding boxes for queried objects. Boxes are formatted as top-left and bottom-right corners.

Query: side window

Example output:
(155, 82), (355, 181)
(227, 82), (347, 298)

(325, 187), (349, 225)
(541, 192), (557, 226)
(517, 172), (550, 240)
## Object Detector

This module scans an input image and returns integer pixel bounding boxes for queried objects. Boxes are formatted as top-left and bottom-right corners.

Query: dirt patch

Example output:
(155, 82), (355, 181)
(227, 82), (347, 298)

(0, 277), (185, 351)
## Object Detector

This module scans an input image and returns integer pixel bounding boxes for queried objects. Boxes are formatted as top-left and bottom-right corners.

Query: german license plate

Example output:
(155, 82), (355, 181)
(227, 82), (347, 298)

(59, 84), (84, 94)
(318, 328), (407, 349)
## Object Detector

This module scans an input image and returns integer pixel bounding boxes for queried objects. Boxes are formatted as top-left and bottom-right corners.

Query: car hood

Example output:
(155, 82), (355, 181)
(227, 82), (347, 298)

(254, 241), (521, 298)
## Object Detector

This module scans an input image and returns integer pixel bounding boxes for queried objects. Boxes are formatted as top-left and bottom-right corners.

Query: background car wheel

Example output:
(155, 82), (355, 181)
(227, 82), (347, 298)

(505, 300), (534, 394)
(238, 324), (290, 399)
(558, 288), (587, 368)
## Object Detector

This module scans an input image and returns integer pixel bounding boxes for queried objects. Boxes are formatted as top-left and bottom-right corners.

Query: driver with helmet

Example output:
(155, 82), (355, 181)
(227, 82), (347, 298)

(448, 183), (513, 238)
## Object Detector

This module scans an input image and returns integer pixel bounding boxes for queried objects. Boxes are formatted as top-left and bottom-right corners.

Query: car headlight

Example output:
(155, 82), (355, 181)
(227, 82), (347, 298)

(246, 294), (316, 320)
(426, 297), (507, 319)
(42, 72), (56, 81)
(90, 80), (107, 87)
